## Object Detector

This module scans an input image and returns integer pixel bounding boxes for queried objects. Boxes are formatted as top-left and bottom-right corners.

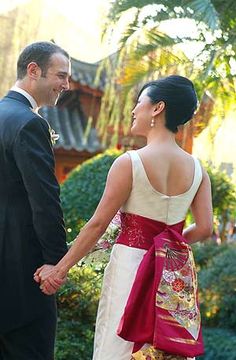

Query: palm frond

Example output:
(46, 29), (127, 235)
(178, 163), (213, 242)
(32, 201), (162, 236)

(108, 0), (159, 21)
(117, 47), (190, 92)
(117, 10), (140, 47)
(187, 0), (220, 31)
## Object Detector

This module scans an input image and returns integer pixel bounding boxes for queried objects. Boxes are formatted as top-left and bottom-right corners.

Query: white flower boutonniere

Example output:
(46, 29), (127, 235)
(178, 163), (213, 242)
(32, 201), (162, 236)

(49, 128), (60, 145)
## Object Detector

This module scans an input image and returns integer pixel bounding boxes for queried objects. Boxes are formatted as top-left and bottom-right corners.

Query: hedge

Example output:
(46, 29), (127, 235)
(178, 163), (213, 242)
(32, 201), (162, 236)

(61, 149), (122, 243)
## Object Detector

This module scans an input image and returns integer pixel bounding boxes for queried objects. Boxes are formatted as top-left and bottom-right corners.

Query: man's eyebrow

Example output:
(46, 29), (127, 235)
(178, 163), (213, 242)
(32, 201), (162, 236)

(57, 71), (69, 75)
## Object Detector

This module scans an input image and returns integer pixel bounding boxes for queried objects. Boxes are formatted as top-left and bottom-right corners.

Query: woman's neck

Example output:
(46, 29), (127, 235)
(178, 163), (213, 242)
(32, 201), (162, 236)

(146, 128), (176, 146)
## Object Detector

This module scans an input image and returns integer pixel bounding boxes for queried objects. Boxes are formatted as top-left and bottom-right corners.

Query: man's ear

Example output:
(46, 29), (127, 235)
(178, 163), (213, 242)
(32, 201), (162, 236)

(153, 101), (165, 116)
(27, 62), (41, 80)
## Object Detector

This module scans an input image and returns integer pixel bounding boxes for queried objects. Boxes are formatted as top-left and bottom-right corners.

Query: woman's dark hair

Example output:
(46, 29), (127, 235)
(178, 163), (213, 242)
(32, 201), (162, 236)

(138, 75), (198, 133)
(17, 41), (70, 79)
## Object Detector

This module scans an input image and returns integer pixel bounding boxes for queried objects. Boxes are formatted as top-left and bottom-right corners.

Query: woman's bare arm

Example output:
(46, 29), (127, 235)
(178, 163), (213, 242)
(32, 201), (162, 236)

(183, 168), (213, 244)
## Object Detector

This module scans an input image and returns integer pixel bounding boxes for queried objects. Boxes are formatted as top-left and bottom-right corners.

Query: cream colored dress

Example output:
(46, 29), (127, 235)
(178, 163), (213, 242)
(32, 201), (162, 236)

(92, 150), (202, 360)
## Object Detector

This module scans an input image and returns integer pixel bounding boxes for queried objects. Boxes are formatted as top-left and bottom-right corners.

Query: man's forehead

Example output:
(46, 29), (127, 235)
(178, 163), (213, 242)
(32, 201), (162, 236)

(48, 53), (71, 73)
(49, 53), (70, 66)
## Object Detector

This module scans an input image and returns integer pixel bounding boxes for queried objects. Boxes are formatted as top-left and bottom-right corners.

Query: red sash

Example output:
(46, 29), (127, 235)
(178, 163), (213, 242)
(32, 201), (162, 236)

(116, 212), (204, 357)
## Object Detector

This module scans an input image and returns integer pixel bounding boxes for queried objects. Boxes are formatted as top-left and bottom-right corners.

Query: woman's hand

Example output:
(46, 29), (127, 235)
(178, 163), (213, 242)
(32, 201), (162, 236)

(34, 264), (67, 295)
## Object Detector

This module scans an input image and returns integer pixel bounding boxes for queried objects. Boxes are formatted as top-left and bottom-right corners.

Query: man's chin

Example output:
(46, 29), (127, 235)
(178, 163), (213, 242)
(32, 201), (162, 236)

(47, 97), (59, 107)
(54, 95), (60, 105)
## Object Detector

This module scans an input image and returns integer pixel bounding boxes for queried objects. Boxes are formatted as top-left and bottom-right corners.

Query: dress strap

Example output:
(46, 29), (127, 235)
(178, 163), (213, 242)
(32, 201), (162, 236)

(126, 150), (147, 186)
(191, 156), (203, 194)
(126, 150), (141, 165)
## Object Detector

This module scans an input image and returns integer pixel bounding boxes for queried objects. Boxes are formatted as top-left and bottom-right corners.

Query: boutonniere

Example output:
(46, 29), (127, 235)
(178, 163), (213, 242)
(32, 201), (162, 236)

(49, 127), (59, 145)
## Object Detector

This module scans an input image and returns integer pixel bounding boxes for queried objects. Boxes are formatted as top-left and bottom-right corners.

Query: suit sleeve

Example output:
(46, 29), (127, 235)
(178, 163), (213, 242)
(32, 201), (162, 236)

(13, 116), (68, 264)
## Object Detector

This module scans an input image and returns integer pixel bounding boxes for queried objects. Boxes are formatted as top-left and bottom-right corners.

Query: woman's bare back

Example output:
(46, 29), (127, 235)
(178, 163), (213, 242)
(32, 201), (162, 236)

(137, 144), (196, 197)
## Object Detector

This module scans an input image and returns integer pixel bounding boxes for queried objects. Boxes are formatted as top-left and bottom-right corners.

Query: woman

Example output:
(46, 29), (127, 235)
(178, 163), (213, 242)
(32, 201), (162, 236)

(35, 75), (213, 360)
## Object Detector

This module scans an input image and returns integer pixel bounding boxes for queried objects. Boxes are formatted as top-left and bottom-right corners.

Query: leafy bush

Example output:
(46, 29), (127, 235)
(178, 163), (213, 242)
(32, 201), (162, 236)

(197, 244), (236, 329)
(205, 165), (236, 241)
(197, 328), (236, 360)
(61, 149), (122, 243)
(55, 265), (103, 360)
(192, 240), (228, 270)
(206, 166), (236, 218)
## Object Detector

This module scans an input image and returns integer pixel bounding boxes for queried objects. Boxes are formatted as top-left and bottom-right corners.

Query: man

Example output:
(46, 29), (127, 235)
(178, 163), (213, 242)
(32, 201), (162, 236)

(0, 41), (70, 359)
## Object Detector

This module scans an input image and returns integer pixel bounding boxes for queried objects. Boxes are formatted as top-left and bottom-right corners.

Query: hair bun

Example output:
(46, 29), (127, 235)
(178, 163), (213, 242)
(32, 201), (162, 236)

(139, 75), (198, 133)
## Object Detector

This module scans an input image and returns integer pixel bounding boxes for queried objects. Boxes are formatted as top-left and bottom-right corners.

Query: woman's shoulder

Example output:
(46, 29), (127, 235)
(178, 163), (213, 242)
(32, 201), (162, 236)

(106, 152), (133, 188)
(110, 152), (132, 170)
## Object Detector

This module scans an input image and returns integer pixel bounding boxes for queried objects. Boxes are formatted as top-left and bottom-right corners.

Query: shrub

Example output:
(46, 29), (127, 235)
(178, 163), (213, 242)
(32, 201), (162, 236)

(61, 149), (122, 243)
(197, 328), (236, 360)
(205, 165), (236, 241)
(206, 166), (236, 219)
(55, 265), (103, 360)
(192, 240), (228, 270)
(197, 244), (236, 329)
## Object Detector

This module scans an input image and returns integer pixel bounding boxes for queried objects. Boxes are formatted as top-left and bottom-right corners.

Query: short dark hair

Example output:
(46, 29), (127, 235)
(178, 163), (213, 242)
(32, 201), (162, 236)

(138, 75), (198, 133)
(17, 41), (70, 79)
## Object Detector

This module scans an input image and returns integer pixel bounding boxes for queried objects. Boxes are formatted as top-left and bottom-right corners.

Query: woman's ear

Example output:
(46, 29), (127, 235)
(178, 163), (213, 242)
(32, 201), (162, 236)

(153, 101), (165, 116)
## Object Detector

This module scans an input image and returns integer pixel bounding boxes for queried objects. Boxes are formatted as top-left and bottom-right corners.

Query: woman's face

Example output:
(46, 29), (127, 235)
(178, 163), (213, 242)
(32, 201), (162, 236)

(131, 88), (154, 136)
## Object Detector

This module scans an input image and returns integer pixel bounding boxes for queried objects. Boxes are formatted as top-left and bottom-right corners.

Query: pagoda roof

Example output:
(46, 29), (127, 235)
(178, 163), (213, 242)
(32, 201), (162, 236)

(39, 106), (102, 153)
(70, 57), (105, 90)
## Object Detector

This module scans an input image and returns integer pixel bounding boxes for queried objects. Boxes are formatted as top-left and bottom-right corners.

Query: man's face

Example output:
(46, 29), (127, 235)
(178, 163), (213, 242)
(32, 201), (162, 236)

(36, 52), (71, 107)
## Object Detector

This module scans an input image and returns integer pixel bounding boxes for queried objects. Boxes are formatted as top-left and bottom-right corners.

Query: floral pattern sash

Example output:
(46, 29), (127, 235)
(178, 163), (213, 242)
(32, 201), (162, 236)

(116, 212), (204, 358)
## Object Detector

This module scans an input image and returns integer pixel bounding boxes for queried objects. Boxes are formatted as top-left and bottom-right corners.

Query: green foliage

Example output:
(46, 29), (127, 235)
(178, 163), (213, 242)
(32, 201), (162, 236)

(206, 165), (236, 217)
(198, 328), (236, 360)
(203, 164), (236, 241)
(192, 240), (228, 270)
(55, 265), (103, 360)
(61, 149), (122, 243)
(194, 244), (236, 359)
(196, 244), (236, 329)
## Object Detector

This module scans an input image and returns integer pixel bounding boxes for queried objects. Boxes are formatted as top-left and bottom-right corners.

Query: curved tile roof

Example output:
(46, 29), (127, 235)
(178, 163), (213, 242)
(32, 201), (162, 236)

(39, 106), (102, 153)
(70, 58), (106, 90)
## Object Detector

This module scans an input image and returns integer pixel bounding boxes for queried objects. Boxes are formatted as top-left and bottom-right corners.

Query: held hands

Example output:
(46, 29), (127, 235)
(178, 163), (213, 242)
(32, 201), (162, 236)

(34, 264), (67, 295)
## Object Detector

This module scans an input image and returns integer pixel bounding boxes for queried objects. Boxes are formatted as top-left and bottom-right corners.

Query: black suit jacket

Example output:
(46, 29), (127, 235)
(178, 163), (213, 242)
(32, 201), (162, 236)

(0, 91), (67, 334)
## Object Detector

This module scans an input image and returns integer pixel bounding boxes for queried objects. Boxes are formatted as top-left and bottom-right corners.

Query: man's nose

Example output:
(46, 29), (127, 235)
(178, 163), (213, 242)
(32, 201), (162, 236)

(62, 77), (70, 91)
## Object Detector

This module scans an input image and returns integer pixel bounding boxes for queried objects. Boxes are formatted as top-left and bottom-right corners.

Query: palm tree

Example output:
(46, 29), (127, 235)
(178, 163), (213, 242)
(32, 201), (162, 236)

(97, 0), (236, 149)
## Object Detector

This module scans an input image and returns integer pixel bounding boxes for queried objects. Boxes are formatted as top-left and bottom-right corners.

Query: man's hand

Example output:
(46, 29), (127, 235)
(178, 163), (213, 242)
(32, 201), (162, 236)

(34, 264), (67, 295)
